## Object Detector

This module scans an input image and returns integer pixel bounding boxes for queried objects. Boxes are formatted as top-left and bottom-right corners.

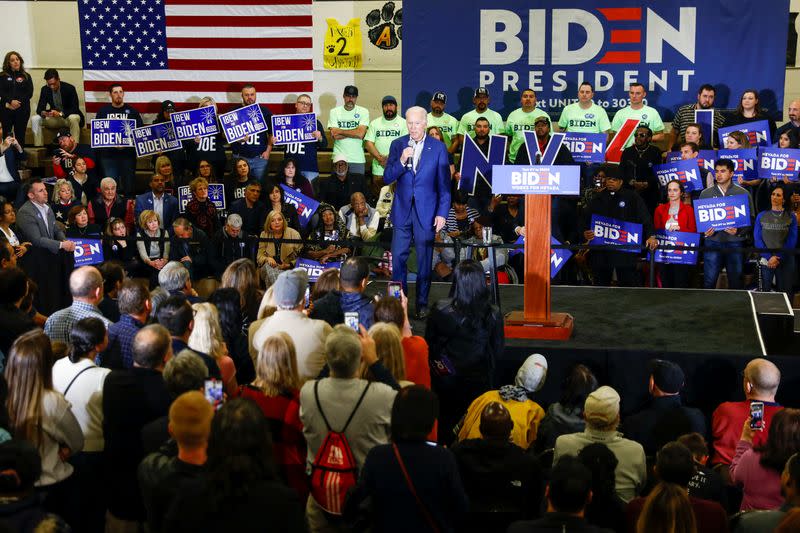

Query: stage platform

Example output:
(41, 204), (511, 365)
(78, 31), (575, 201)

(365, 282), (800, 418)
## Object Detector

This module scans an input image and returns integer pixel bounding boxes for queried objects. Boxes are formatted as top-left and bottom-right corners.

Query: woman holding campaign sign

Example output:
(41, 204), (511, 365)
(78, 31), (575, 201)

(185, 177), (219, 236)
(726, 131), (768, 212)
(257, 210), (302, 287)
(654, 180), (697, 288)
(754, 184), (797, 297)
(727, 89), (777, 142)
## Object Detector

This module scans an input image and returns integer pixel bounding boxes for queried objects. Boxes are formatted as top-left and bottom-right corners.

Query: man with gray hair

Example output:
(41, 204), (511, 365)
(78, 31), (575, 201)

(44, 265), (112, 343)
(88, 176), (134, 230)
(210, 212), (251, 277)
(170, 217), (212, 280)
(339, 192), (380, 241)
(300, 324), (396, 528)
(158, 261), (201, 303)
(251, 268), (332, 379)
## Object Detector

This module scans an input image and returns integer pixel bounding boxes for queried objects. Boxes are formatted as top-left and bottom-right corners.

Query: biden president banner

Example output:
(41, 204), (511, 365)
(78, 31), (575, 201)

(402, 1), (788, 121)
(693, 195), (751, 232)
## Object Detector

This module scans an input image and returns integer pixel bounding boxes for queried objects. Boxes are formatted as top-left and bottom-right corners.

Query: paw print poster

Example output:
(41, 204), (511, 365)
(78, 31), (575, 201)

(366, 2), (402, 50)
(324, 18), (363, 70)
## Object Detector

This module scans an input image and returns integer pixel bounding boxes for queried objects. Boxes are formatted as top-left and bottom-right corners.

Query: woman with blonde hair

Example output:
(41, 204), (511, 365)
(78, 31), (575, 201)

(185, 176), (218, 235)
(364, 322), (411, 387)
(257, 210), (302, 286)
(236, 331), (307, 498)
(50, 178), (80, 223)
(154, 155), (178, 191)
(637, 482), (696, 533)
(221, 258), (263, 329)
(188, 302), (238, 395)
(6, 329), (84, 521)
(136, 209), (170, 287)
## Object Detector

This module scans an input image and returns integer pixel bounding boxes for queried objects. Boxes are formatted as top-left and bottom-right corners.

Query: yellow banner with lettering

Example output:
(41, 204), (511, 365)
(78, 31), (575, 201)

(324, 18), (363, 70)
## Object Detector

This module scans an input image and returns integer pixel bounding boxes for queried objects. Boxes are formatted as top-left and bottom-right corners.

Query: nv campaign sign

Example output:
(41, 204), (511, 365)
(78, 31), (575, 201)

(759, 148), (800, 181)
(271, 113), (318, 146)
(508, 236), (573, 278)
(402, 0), (788, 120)
(280, 184), (319, 229)
(219, 103), (268, 143)
(132, 122), (182, 158)
(718, 121), (772, 148)
(590, 215), (643, 253)
(652, 230), (700, 265)
(693, 195), (751, 232)
(295, 258), (341, 283)
(73, 239), (104, 266)
(170, 106), (220, 142)
(654, 159), (703, 191)
(177, 184), (225, 214)
(716, 149), (759, 180)
(563, 133), (606, 163)
(90, 118), (134, 148)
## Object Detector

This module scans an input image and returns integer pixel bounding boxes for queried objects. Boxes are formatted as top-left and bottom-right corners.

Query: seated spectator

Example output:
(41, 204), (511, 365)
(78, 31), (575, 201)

(158, 261), (200, 303)
(136, 210), (170, 287)
(633, 482), (697, 533)
(170, 217), (212, 280)
(346, 386), (468, 532)
(33, 70), (84, 146)
(263, 182), (302, 234)
(732, 408), (800, 510)
(101, 279), (150, 369)
(188, 302), (238, 396)
(228, 180), (267, 236)
(220, 258), (263, 330)
(102, 217), (138, 274)
(209, 214), (251, 278)
(536, 363), (599, 453)
(98, 261), (124, 322)
(52, 317), (110, 532)
(432, 229), (457, 281)
(163, 398), (306, 532)
(457, 216), (508, 273)
(184, 177), (219, 236)
(0, 440), (71, 532)
(318, 155), (367, 211)
(304, 202), (351, 264)
(489, 194), (525, 243)
(102, 324), (173, 529)
(733, 452), (800, 533)
(154, 155), (181, 193)
(452, 402), (543, 531)
(138, 391), (212, 533)
(0, 126), (25, 203)
(251, 268), (331, 380)
(50, 178), (80, 224)
(236, 332), (307, 499)
(51, 127), (94, 181)
(134, 174), (179, 230)
(456, 353), (547, 450)
(626, 442), (728, 533)
(300, 324), (397, 526)
(0, 267), (35, 356)
(140, 350), (208, 455)
(623, 359), (706, 456)
(339, 192), (380, 241)
(373, 295), (430, 388)
(677, 432), (727, 509)
(67, 157), (99, 205)
(223, 158), (252, 207)
(507, 456), (601, 533)
(364, 322), (411, 386)
(311, 256), (375, 329)
(446, 190), (480, 239)
(157, 295), (221, 380)
(65, 204), (101, 238)
(6, 330), (84, 524)
(44, 266), (111, 344)
(272, 156), (314, 199)
(0, 196), (30, 262)
(712, 358), (783, 467)
(88, 177), (134, 232)
(208, 287), (255, 385)
(554, 385), (646, 502)
(257, 210), (302, 287)
(578, 443), (627, 532)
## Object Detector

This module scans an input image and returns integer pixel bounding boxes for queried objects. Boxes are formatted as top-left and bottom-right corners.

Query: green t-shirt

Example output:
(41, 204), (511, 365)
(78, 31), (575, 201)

(505, 107), (550, 162)
(328, 104), (370, 163)
(611, 105), (664, 149)
(364, 115), (408, 176)
(456, 108), (505, 139)
(427, 112), (459, 146)
(557, 102), (611, 133)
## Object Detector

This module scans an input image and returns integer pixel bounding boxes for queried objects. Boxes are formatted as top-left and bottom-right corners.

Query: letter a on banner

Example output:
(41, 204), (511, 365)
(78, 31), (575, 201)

(605, 118), (640, 163)
(458, 134), (508, 195)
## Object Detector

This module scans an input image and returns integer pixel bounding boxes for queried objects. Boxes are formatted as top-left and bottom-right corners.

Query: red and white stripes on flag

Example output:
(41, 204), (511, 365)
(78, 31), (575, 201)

(82, 0), (313, 116)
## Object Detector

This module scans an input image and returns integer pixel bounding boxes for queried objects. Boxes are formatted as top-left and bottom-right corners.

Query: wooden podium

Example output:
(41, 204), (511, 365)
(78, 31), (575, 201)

(503, 191), (574, 340)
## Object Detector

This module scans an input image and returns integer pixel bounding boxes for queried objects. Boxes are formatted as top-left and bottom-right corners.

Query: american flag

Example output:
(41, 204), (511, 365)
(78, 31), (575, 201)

(77, 0), (312, 116)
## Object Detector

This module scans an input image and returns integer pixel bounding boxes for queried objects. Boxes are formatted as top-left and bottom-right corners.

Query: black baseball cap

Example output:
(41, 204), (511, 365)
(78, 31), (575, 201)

(534, 116), (550, 126)
(382, 95), (397, 106)
(161, 100), (176, 111)
(474, 87), (489, 98)
(343, 85), (359, 97)
(649, 359), (685, 394)
(55, 128), (72, 141)
(432, 91), (447, 103)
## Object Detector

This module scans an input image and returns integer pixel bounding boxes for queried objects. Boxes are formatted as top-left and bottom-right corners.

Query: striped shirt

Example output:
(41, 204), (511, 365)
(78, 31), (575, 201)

(671, 104), (726, 147)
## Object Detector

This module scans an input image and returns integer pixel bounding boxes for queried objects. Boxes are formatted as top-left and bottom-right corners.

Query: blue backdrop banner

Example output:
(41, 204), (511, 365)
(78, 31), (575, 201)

(402, 1), (788, 122)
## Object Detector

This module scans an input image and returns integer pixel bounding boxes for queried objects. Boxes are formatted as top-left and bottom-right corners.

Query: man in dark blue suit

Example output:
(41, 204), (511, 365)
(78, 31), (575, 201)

(384, 106), (451, 318)
(134, 174), (178, 229)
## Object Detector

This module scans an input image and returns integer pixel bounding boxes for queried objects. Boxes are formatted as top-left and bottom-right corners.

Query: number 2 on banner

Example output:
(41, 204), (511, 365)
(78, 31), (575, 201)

(324, 18), (363, 70)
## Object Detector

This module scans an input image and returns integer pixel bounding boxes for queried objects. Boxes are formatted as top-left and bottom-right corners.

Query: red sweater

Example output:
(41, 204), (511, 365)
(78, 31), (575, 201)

(653, 201), (697, 233)
(711, 400), (782, 465)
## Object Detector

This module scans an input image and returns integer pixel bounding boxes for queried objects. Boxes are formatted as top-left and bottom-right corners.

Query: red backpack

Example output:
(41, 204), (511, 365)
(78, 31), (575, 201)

(309, 380), (371, 515)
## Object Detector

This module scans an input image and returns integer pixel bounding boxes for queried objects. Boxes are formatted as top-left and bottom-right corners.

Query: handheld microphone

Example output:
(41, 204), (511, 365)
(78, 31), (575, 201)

(405, 139), (416, 170)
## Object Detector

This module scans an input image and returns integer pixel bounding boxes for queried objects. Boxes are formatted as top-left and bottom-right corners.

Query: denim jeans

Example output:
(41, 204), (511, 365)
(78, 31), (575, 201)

(703, 239), (744, 289)
(244, 156), (268, 181)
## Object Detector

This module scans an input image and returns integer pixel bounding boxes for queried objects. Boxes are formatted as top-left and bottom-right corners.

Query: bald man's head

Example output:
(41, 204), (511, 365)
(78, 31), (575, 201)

(69, 266), (104, 302)
(789, 100), (800, 123)
(479, 401), (513, 440)
(744, 358), (781, 400)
